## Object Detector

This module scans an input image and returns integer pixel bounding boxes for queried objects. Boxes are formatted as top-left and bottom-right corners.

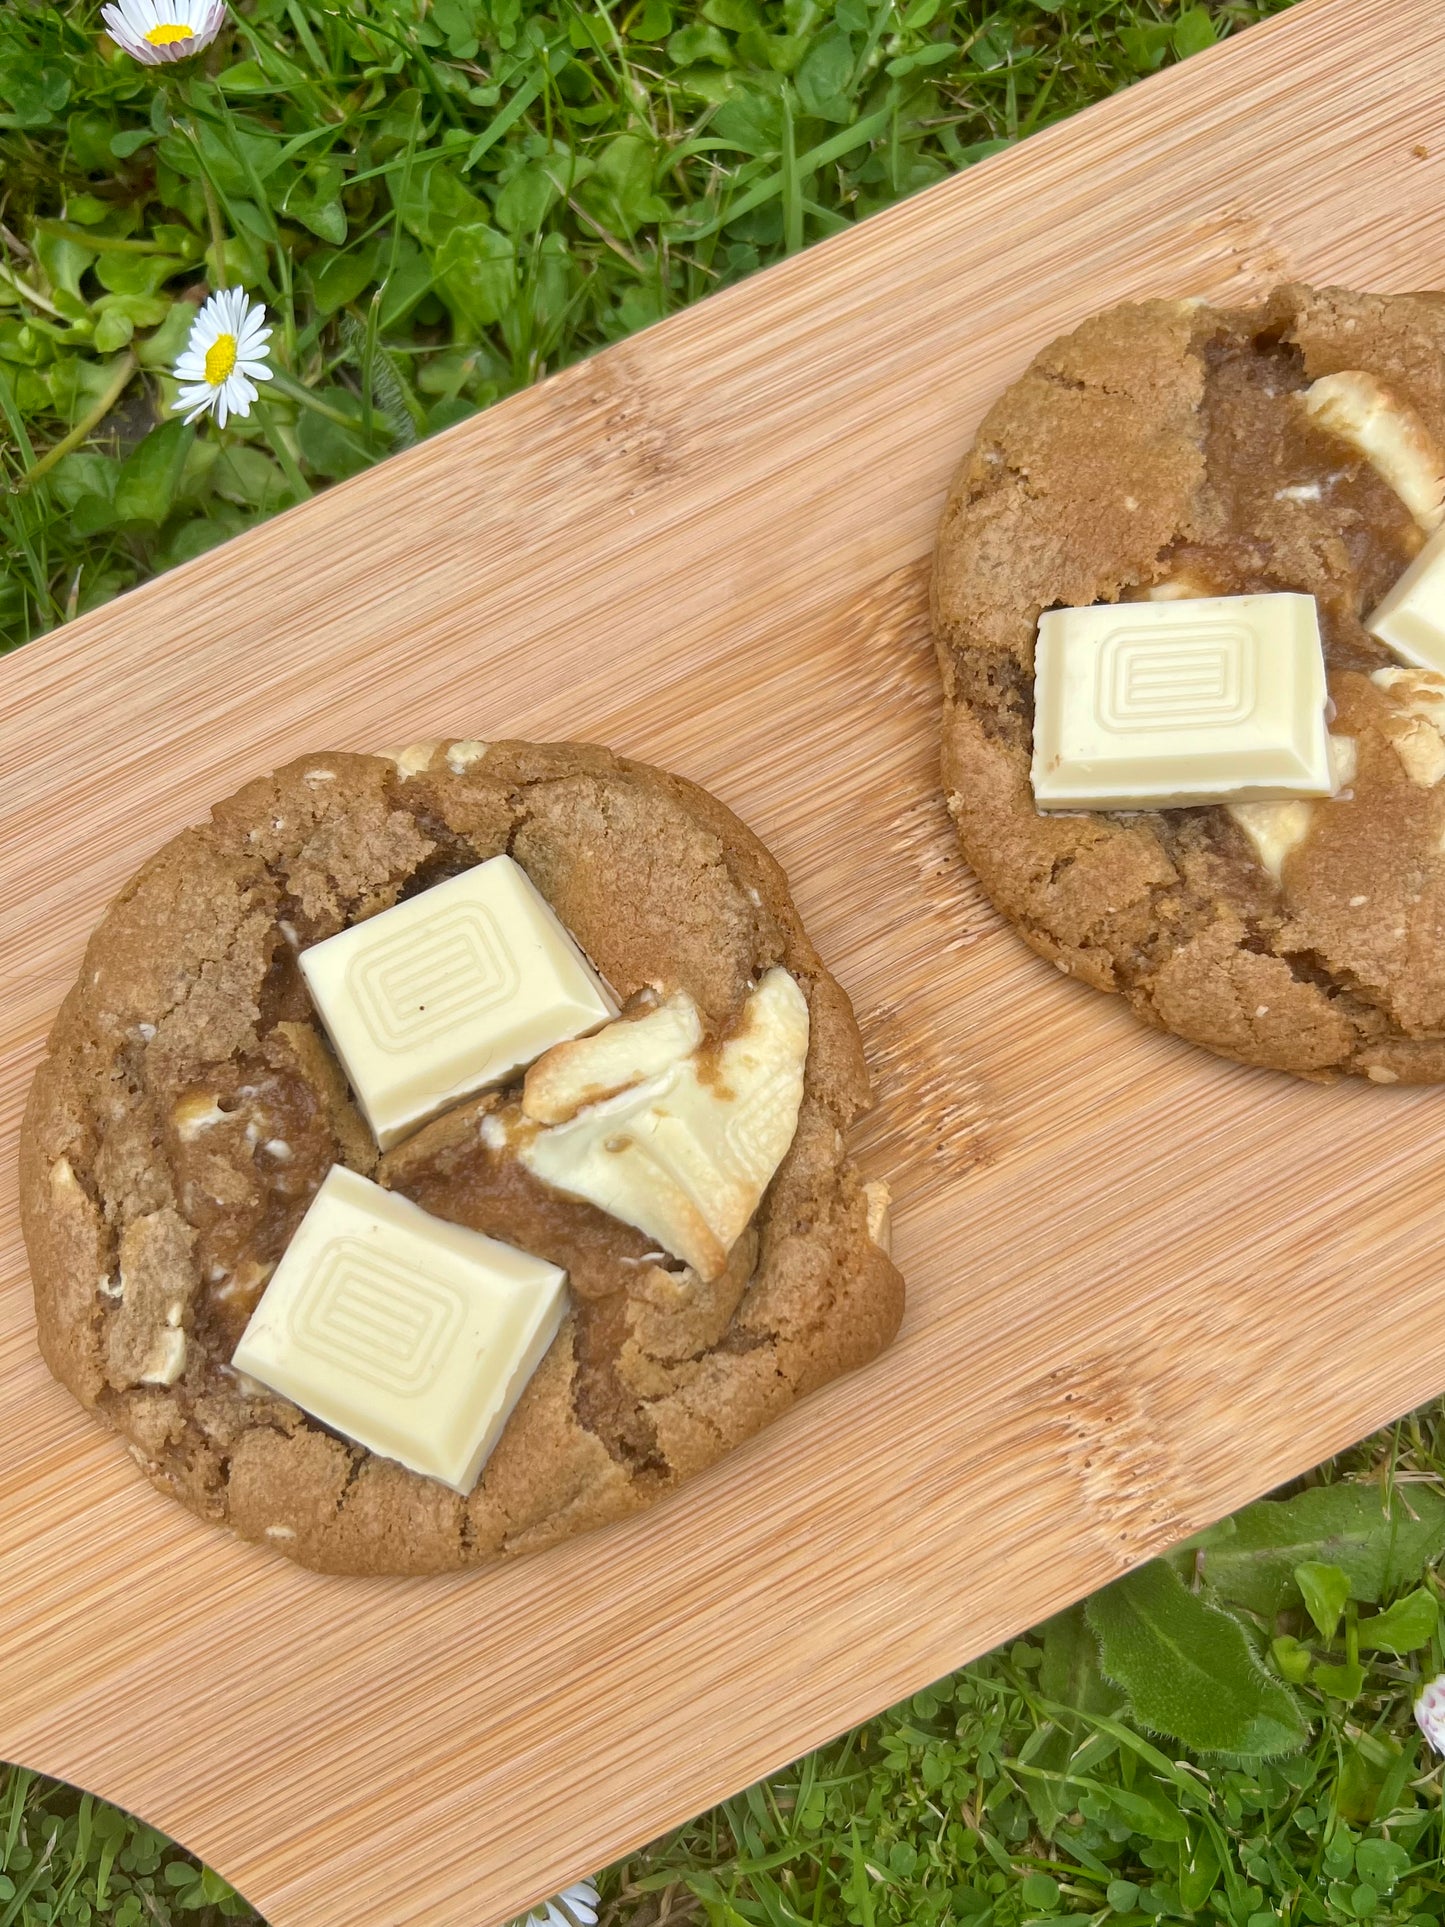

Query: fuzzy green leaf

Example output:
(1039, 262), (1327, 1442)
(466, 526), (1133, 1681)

(1086, 1561), (1308, 1758)
(1196, 1483), (1445, 1615)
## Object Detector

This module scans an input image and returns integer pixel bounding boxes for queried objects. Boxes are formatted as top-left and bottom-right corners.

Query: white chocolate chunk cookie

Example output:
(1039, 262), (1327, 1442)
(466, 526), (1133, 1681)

(518, 970), (809, 1281)
(933, 282), (1445, 1081)
(22, 741), (903, 1574)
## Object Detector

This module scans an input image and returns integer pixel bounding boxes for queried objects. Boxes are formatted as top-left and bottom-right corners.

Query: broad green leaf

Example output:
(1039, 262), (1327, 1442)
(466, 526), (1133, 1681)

(1017, 1605), (1123, 1839)
(211, 445), (287, 509)
(1083, 1780), (1187, 1841)
(0, 60), (68, 127)
(493, 162), (563, 236)
(96, 292), (170, 334)
(668, 23), (734, 66)
(1295, 1562), (1351, 1642)
(1086, 1561), (1308, 1757)
(285, 165), (347, 245)
(33, 230), (94, 303)
(795, 27), (854, 119)
(712, 85), (784, 157)
(110, 127), (155, 160)
(631, 0), (672, 41)
(136, 302), (199, 371)
(703, 0), (762, 26)
(113, 421), (194, 526)
(93, 309), (134, 353)
(581, 135), (669, 236)
(309, 241), (383, 317)
(46, 452), (119, 511)
(1179, 1826), (1223, 1909)
(1173, 7), (1218, 56)
(1314, 1658), (1366, 1700)
(435, 223), (515, 329)
(1355, 1839), (1410, 1890)
(1359, 1587), (1438, 1653)
(1270, 1634), (1312, 1684)
(94, 252), (184, 299)
(1196, 1483), (1445, 1615)
(294, 390), (377, 481)
(392, 161), (488, 249)
(217, 60), (275, 94)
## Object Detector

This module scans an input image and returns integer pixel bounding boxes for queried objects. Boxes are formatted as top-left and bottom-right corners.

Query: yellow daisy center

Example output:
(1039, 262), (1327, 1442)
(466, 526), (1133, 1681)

(204, 332), (238, 385)
(144, 21), (196, 43)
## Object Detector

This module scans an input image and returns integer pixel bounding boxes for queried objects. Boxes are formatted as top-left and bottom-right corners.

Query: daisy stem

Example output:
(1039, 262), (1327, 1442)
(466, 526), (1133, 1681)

(10, 351), (137, 494)
(255, 401), (311, 502)
(183, 116), (231, 279)
(264, 367), (362, 429)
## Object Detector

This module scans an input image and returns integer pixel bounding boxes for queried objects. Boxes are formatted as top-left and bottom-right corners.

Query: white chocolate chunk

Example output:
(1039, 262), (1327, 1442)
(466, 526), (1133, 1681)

(1227, 734), (1356, 881)
(1300, 372), (1445, 532)
(1366, 526), (1445, 675)
(173, 1092), (229, 1141)
(863, 1180), (892, 1256)
(1032, 594), (1332, 811)
(380, 740), (441, 779)
(233, 1166), (567, 1493)
(1227, 799), (1316, 881)
(523, 993), (704, 1125)
(445, 739), (490, 774)
(519, 969), (809, 1282)
(1144, 571), (1218, 602)
(140, 1328), (187, 1387)
(300, 856), (618, 1150)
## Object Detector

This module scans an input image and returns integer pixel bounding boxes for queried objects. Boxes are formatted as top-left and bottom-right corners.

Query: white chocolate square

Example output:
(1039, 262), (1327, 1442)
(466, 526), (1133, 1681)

(1030, 593), (1332, 811)
(300, 856), (617, 1150)
(1366, 527), (1445, 675)
(232, 1166), (567, 1493)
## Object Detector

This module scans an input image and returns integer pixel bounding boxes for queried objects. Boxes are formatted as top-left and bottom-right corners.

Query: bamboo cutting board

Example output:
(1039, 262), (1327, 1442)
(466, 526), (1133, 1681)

(4, 2), (1445, 1919)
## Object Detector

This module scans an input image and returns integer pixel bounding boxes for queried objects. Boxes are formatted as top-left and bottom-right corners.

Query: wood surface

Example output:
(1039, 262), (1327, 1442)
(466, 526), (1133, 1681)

(4, 1), (1445, 1919)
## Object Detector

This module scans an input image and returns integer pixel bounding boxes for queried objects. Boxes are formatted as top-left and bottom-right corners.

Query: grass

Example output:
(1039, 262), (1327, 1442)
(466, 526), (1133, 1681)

(28, 2), (1445, 1926)
(0, 0), (1295, 644)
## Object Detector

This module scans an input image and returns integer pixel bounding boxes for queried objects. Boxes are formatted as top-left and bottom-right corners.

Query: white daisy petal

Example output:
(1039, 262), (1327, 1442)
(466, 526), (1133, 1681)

(524, 1879), (600, 1927)
(241, 359), (274, 384)
(103, 0), (225, 63)
(1417, 1674), (1445, 1753)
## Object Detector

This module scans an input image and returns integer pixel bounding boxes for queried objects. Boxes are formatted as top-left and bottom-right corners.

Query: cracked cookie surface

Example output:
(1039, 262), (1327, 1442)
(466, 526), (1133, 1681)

(21, 740), (903, 1574)
(932, 282), (1445, 1080)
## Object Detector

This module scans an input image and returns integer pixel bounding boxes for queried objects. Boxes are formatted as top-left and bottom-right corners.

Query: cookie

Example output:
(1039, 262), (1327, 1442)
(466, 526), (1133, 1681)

(933, 283), (1445, 1081)
(21, 741), (902, 1575)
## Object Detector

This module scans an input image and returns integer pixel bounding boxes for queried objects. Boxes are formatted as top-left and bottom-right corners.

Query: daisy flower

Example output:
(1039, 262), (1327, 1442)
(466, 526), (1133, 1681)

(101, 0), (227, 64)
(1417, 1672), (1445, 1753)
(172, 289), (273, 430)
(518, 1878), (600, 1927)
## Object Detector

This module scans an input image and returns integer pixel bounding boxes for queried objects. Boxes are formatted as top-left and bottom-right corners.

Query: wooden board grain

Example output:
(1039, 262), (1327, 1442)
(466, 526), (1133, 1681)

(5, 2), (1445, 1919)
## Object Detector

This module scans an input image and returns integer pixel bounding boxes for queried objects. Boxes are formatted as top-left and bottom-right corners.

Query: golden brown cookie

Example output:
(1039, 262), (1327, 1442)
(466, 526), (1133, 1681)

(21, 741), (902, 1574)
(933, 283), (1445, 1081)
